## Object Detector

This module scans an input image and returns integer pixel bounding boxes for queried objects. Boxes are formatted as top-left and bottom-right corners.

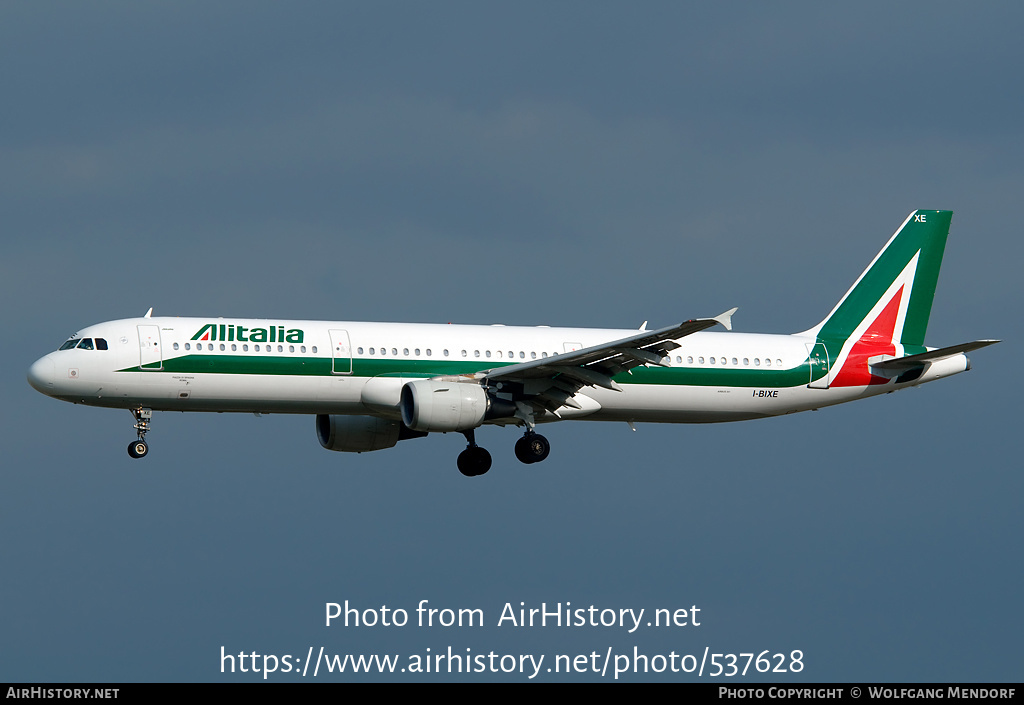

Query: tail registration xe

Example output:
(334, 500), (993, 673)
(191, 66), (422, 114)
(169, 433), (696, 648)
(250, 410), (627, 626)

(28, 211), (997, 476)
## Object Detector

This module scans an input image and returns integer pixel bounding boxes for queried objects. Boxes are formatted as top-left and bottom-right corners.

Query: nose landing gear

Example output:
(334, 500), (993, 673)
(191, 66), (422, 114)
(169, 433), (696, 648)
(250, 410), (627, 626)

(127, 408), (152, 459)
(127, 440), (149, 458)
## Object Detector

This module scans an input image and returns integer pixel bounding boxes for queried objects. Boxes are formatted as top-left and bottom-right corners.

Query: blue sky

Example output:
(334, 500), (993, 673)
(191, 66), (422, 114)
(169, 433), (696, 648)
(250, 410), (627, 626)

(2, 2), (1020, 681)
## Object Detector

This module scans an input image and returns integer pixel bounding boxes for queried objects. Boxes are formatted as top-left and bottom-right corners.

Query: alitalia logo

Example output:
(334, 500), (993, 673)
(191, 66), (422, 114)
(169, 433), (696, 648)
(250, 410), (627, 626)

(191, 323), (304, 344)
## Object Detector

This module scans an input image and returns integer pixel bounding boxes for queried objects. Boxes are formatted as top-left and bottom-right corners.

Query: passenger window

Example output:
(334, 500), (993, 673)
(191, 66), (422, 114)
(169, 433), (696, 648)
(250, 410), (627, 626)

(243, 344), (249, 352)
(698, 357), (704, 364)
(96, 338), (108, 350)
(444, 349), (449, 357)
(687, 356), (693, 364)
(289, 345), (295, 353)
(221, 344), (226, 351)
(301, 346), (306, 353)
(173, 343), (180, 351)
(765, 358), (771, 367)
(254, 345), (260, 352)
(312, 346), (317, 353)
(776, 359), (782, 367)
(519, 352), (525, 359)
(197, 343), (203, 351)
(426, 349), (432, 356)
(232, 344), (237, 351)
(531, 352), (537, 359)
(743, 358), (749, 365)
(474, 350), (480, 358)
(461, 350), (467, 357)
(754, 358), (760, 366)
(486, 350), (492, 358)
(278, 345), (283, 352)
(185, 343), (191, 351)
(415, 348), (420, 356)
(710, 357), (716, 365)
(403, 348), (409, 356)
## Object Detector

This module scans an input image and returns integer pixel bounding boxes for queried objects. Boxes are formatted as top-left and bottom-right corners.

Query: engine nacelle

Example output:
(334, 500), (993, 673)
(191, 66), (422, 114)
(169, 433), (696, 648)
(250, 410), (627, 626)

(316, 414), (402, 453)
(400, 379), (514, 432)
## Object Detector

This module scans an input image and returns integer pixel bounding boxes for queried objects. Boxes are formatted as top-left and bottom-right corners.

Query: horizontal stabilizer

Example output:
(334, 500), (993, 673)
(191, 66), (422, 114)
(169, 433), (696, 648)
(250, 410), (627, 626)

(870, 340), (1000, 371)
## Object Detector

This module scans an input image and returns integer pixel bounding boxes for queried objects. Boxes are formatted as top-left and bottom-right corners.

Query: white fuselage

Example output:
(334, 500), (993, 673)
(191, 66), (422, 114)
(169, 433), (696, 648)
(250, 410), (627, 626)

(27, 316), (969, 425)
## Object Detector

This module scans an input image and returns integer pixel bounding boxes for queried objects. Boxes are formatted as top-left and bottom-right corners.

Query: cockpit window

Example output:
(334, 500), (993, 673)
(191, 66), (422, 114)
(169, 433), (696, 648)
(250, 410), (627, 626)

(58, 337), (107, 350)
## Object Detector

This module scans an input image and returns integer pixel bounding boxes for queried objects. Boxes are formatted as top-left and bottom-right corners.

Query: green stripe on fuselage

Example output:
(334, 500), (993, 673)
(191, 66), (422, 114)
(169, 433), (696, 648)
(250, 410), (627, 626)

(118, 354), (812, 388)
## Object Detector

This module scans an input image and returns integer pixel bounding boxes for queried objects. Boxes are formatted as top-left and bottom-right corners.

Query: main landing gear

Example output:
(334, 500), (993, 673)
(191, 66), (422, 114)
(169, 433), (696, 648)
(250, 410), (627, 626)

(514, 430), (550, 464)
(456, 429), (551, 477)
(457, 429), (492, 477)
(127, 407), (152, 459)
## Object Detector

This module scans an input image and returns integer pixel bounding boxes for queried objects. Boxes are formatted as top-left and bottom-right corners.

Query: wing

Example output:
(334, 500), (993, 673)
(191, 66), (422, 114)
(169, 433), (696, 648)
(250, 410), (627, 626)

(480, 308), (737, 420)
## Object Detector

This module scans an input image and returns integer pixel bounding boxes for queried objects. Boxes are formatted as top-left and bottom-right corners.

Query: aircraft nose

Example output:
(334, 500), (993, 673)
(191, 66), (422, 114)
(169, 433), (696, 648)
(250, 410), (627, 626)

(27, 356), (55, 394)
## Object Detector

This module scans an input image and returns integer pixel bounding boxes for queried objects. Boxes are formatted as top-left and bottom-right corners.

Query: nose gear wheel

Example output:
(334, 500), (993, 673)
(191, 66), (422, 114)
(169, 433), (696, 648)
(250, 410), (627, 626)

(127, 408), (153, 460)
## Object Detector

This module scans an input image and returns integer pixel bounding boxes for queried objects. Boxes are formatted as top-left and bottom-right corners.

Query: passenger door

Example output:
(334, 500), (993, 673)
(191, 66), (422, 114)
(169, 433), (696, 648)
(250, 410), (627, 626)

(138, 325), (163, 371)
(330, 329), (353, 374)
(807, 342), (829, 389)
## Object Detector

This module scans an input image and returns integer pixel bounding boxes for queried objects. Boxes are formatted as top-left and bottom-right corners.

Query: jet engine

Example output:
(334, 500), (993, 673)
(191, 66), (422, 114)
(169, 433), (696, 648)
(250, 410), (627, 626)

(316, 414), (405, 453)
(400, 379), (515, 432)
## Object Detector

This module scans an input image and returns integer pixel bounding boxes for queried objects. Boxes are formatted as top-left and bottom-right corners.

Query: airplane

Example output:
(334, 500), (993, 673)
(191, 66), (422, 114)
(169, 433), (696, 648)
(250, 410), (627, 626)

(27, 210), (997, 477)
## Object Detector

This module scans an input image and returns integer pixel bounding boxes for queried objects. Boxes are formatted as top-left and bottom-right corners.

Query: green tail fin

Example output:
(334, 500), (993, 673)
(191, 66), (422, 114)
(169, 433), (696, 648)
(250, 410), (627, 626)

(804, 210), (951, 347)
